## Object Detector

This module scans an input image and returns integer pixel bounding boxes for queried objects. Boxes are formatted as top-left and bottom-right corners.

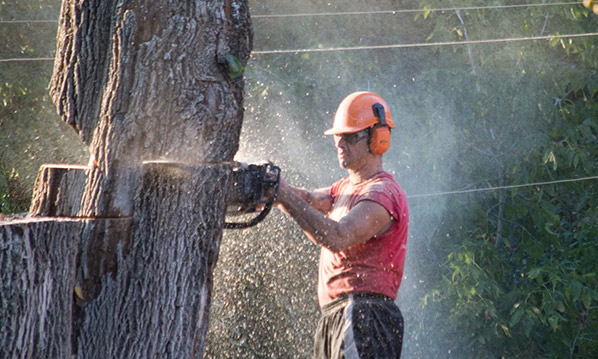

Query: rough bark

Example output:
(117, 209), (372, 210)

(1, 0), (252, 358)
(29, 164), (88, 217)
(0, 217), (132, 358)
(49, 0), (252, 217)
(73, 162), (230, 358)
(0, 219), (78, 359)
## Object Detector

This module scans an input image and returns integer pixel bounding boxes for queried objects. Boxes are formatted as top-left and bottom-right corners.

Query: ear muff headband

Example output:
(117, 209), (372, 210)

(369, 103), (391, 155)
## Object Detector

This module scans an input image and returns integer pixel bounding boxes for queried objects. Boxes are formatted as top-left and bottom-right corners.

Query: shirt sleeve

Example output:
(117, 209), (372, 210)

(355, 179), (400, 220)
(328, 177), (346, 205)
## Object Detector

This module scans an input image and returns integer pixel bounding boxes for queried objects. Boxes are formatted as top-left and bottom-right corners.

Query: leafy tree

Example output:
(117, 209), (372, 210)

(0, 0), (86, 213)
(415, 2), (598, 357)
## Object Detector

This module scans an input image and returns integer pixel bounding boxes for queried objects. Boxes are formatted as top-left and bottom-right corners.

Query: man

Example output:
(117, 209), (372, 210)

(275, 92), (409, 358)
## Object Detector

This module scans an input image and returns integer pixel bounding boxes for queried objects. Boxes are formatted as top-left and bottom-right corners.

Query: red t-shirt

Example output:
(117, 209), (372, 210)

(318, 171), (409, 306)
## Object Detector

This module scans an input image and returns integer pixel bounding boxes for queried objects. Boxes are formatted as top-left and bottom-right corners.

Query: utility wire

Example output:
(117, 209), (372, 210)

(0, 57), (54, 63)
(407, 175), (598, 199)
(3, 32), (596, 62)
(1, 5), (594, 201)
(252, 32), (598, 55)
(0, 1), (582, 23)
(0, 20), (58, 23)
(253, 1), (581, 18)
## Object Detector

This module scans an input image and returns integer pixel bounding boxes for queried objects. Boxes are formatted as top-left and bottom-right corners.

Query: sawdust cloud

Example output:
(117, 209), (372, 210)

(205, 1), (461, 357)
(205, 62), (458, 358)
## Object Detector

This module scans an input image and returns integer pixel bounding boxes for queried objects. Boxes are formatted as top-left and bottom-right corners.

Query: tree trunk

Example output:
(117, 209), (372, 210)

(29, 164), (88, 217)
(72, 162), (230, 358)
(1, 219), (79, 359)
(0, 216), (133, 358)
(1, 0), (252, 357)
(49, 0), (252, 218)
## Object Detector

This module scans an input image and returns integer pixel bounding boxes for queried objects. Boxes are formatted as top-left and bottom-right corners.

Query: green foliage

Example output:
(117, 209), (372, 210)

(0, 0), (87, 213)
(417, 3), (598, 357)
(230, 1), (598, 357)
(0, 1), (60, 112)
(0, 161), (28, 213)
(0, 163), (16, 212)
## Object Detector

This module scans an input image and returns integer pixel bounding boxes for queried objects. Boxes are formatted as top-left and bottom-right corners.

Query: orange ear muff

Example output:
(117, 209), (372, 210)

(369, 125), (391, 155)
(370, 103), (391, 155)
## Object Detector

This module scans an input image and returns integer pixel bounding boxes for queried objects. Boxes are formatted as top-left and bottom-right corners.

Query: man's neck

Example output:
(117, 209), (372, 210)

(347, 159), (383, 184)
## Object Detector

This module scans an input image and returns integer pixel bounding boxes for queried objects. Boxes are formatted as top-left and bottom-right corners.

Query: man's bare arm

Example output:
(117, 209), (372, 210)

(277, 178), (392, 252)
(281, 185), (332, 214)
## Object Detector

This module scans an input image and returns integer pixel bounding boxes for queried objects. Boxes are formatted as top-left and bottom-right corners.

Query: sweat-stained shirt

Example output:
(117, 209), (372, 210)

(318, 171), (409, 307)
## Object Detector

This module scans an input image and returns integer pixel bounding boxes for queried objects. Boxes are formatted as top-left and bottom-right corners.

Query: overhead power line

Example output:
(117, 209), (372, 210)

(407, 175), (598, 199)
(0, 20), (58, 23)
(2, 31), (596, 62)
(252, 32), (598, 55)
(0, 1), (582, 24)
(0, 57), (54, 63)
(253, 1), (581, 18)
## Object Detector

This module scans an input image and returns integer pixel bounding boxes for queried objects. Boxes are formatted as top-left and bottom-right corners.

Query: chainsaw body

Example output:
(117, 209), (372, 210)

(225, 161), (280, 229)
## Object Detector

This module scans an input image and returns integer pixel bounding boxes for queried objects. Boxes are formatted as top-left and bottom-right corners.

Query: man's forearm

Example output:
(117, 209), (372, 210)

(277, 181), (393, 252)
(278, 186), (343, 250)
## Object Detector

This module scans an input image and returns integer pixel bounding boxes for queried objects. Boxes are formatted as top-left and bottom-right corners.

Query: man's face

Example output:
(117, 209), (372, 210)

(333, 129), (370, 169)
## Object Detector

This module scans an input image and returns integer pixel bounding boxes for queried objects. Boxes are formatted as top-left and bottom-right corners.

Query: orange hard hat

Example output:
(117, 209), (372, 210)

(324, 92), (394, 135)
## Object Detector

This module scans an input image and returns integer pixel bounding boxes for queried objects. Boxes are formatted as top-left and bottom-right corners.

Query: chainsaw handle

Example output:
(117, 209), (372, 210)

(224, 163), (280, 229)
(223, 201), (274, 229)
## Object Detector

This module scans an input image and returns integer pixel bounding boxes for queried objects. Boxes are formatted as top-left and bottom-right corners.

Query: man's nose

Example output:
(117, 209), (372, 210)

(334, 136), (347, 148)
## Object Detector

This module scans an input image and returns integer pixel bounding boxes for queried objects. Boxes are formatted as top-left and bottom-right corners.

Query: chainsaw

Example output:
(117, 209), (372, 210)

(224, 161), (280, 229)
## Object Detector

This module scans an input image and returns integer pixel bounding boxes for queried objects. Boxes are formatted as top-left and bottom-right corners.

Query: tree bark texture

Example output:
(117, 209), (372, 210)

(29, 164), (88, 217)
(0, 217), (132, 358)
(0, 219), (78, 359)
(73, 162), (230, 358)
(1, 0), (251, 358)
(49, 0), (252, 217)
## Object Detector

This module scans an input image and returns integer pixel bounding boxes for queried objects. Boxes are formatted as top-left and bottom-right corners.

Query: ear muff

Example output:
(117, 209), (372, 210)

(369, 103), (391, 155)
(369, 125), (391, 155)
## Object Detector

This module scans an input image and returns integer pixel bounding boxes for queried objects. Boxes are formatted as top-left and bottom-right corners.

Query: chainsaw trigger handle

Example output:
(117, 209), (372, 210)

(224, 162), (281, 229)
